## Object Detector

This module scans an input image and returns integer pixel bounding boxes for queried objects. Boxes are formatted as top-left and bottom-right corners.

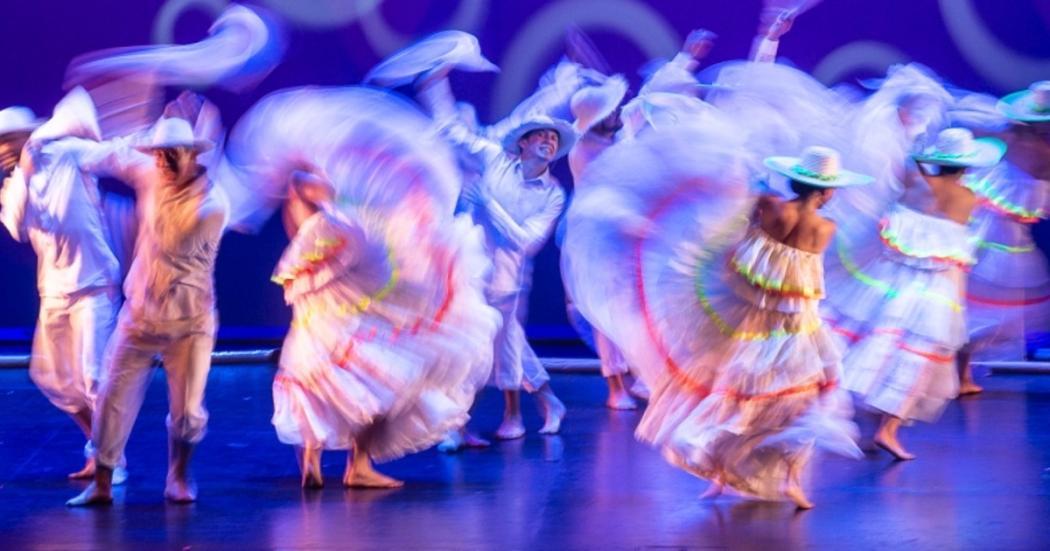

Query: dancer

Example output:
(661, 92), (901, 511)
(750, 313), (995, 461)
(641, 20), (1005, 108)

(0, 90), (127, 482)
(953, 82), (1050, 393)
(67, 116), (228, 506)
(645, 145), (866, 508)
(416, 67), (573, 440)
(825, 128), (1006, 460)
(228, 86), (497, 487)
(562, 27), (718, 409)
(563, 104), (864, 507)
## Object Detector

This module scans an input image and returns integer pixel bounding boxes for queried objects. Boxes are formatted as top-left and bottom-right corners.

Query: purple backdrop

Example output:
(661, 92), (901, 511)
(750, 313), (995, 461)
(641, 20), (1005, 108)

(1, 0), (1048, 340)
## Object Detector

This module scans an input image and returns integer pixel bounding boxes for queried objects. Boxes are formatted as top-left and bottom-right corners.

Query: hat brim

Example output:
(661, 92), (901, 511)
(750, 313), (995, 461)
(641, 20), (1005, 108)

(764, 156), (874, 188)
(501, 119), (576, 160)
(134, 139), (214, 153)
(997, 90), (1050, 123)
(911, 137), (1007, 168)
(0, 119), (45, 139)
(363, 31), (498, 86)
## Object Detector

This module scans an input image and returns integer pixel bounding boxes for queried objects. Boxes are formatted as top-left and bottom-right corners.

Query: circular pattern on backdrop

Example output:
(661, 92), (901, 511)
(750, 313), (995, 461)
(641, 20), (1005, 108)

(492, 0), (679, 118)
(938, 0), (1050, 91)
(812, 41), (909, 85)
(152, 0), (228, 43)
(359, 0), (490, 57)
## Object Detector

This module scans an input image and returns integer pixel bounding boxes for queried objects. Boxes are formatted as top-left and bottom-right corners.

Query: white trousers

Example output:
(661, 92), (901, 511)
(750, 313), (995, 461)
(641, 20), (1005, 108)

(30, 288), (120, 415)
(490, 292), (550, 392)
(92, 310), (215, 468)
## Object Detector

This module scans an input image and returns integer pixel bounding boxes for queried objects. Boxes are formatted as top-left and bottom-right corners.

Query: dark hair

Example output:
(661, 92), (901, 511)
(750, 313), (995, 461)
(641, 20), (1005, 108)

(922, 163), (967, 176)
(789, 179), (826, 198)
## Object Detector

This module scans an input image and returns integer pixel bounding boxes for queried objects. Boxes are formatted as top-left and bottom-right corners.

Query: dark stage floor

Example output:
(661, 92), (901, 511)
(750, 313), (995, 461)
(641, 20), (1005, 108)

(2, 367), (1050, 549)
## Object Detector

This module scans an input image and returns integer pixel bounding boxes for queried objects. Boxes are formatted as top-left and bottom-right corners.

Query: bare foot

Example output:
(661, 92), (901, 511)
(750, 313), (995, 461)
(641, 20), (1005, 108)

(495, 416), (526, 440)
(437, 431), (464, 453)
(299, 448), (324, 489)
(699, 481), (723, 499)
(958, 381), (984, 396)
(784, 485), (814, 510)
(112, 466), (129, 486)
(164, 476), (198, 503)
(629, 379), (650, 401)
(68, 457), (96, 480)
(606, 388), (638, 410)
(462, 431), (491, 448)
(538, 394), (566, 435)
(66, 482), (113, 507)
(873, 433), (916, 461)
(343, 468), (404, 489)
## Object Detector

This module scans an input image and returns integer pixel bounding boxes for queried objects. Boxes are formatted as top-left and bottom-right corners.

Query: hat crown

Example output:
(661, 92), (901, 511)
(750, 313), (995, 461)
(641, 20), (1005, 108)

(0, 106), (38, 135)
(930, 128), (976, 157)
(149, 118), (197, 148)
(796, 146), (841, 179)
(1030, 81), (1050, 109)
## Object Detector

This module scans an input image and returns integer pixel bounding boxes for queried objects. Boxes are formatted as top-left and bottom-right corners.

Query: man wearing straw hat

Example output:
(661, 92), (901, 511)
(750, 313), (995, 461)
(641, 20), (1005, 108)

(417, 65), (574, 440)
(0, 90), (127, 484)
(68, 116), (228, 506)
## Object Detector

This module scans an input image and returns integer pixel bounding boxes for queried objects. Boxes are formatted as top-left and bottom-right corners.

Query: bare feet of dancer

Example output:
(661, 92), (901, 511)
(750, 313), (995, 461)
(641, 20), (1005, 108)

(496, 391), (526, 440)
(605, 375), (638, 410)
(629, 378), (650, 401)
(438, 429), (492, 452)
(164, 439), (198, 503)
(956, 348), (983, 396)
(784, 485), (814, 510)
(700, 480), (723, 500)
(67, 465), (115, 507)
(343, 440), (403, 489)
(69, 457), (96, 480)
(536, 384), (566, 435)
(784, 461), (814, 509)
(874, 416), (916, 461)
(297, 446), (324, 488)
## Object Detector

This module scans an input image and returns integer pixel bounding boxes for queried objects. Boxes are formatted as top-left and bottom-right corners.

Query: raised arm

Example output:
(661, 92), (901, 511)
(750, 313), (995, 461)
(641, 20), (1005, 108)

(640, 29), (716, 96)
(416, 71), (505, 167)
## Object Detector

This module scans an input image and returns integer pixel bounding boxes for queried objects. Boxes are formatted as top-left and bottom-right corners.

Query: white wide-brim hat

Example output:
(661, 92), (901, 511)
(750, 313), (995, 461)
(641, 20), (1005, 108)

(912, 127), (1006, 168)
(0, 106), (44, 138)
(501, 115), (576, 159)
(364, 30), (498, 86)
(765, 146), (874, 188)
(571, 75), (629, 134)
(134, 117), (213, 152)
(997, 81), (1050, 123)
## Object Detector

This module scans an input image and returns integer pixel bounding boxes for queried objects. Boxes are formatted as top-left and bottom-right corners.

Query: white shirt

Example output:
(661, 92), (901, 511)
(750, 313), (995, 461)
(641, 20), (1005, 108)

(0, 141), (121, 299)
(76, 139), (230, 326)
(422, 78), (567, 296)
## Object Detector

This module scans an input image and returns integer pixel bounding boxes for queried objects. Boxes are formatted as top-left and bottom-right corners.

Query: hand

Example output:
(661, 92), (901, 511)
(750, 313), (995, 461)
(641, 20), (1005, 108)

(764, 9), (796, 40)
(460, 182), (485, 206)
(415, 64), (453, 90)
(682, 29), (717, 60)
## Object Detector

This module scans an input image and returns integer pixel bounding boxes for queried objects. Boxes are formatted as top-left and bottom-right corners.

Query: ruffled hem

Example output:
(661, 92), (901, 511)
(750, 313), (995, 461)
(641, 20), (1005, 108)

(729, 229), (825, 301)
(878, 206), (976, 269)
(829, 317), (960, 422)
(824, 233), (969, 346)
(965, 166), (1049, 224)
(637, 381), (859, 500)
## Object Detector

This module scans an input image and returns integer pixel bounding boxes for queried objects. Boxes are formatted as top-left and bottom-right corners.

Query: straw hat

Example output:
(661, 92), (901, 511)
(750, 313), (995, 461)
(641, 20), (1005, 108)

(764, 146), (874, 188)
(500, 115), (576, 159)
(997, 81), (1050, 123)
(134, 117), (213, 152)
(570, 75), (628, 134)
(911, 127), (1006, 168)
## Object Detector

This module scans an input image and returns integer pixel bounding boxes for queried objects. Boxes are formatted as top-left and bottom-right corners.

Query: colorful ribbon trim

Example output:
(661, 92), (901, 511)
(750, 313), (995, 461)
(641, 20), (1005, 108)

(835, 237), (963, 313)
(730, 255), (823, 299)
(877, 219), (974, 268)
(967, 177), (1046, 223)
